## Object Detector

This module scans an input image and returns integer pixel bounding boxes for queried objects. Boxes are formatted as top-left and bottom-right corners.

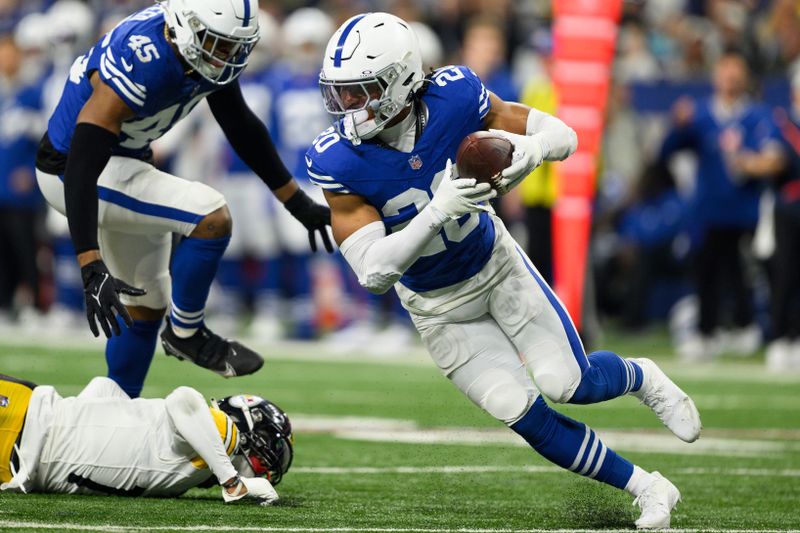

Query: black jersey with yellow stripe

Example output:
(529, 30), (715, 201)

(0, 374), (36, 483)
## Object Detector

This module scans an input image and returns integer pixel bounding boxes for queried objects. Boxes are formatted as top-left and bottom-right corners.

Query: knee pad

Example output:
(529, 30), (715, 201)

(119, 271), (170, 310)
(534, 363), (582, 404)
(468, 369), (534, 425)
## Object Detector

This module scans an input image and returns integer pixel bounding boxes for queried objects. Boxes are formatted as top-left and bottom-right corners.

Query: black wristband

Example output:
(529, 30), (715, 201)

(63, 123), (119, 254)
(283, 188), (313, 215)
(207, 81), (292, 191)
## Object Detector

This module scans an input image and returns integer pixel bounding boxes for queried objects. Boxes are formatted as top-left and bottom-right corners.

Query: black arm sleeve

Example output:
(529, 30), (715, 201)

(63, 123), (119, 254)
(207, 81), (293, 190)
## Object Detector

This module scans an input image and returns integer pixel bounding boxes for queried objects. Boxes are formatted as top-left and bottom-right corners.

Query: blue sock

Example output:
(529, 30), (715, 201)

(105, 317), (161, 398)
(569, 351), (644, 404)
(511, 396), (634, 490)
(169, 236), (230, 330)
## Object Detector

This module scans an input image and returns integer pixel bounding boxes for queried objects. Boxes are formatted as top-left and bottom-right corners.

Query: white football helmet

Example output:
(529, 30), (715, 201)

(14, 12), (51, 53)
(159, 0), (260, 85)
(47, 0), (95, 45)
(246, 10), (279, 74)
(14, 12), (52, 84)
(319, 12), (424, 145)
(408, 22), (443, 72)
(282, 8), (333, 72)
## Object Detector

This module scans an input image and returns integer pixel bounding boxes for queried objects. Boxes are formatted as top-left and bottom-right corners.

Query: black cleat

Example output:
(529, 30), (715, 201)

(161, 318), (264, 377)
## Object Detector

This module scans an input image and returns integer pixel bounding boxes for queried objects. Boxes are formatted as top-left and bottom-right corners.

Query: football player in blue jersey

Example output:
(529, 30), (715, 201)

(308, 13), (702, 529)
(0, 34), (47, 318)
(34, 0), (332, 398)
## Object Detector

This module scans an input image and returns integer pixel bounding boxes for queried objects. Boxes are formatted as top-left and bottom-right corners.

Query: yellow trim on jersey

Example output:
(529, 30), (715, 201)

(0, 380), (34, 483)
(191, 408), (239, 470)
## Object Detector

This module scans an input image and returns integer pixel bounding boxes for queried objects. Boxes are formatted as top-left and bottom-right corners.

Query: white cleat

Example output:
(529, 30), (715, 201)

(633, 472), (681, 529)
(630, 358), (702, 443)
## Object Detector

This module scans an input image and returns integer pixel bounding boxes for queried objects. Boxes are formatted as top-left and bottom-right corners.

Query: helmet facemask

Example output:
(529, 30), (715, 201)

(320, 57), (414, 145)
(162, 1), (260, 86)
(239, 432), (293, 484)
(214, 395), (294, 485)
(184, 16), (258, 85)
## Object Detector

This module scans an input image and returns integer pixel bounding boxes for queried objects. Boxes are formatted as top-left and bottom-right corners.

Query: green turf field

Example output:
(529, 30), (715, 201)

(0, 329), (798, 532)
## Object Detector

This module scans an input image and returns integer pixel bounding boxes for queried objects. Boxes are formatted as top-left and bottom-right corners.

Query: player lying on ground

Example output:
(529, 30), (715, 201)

(0, 373), (292, 503)
(308, 13), (703, 529)
(35, 0), (333, 397)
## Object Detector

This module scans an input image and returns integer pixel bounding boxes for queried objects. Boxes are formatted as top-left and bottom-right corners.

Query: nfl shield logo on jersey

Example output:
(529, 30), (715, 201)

(408, 154), (423, 170)
(0, 395), (8, 408)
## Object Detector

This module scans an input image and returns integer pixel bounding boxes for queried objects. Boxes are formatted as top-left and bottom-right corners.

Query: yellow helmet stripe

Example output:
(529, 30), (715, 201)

(192, 408), (239, 469)
(225, 415), (238, 456)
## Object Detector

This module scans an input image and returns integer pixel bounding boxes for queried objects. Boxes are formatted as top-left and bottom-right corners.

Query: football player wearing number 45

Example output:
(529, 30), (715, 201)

(35, 0), (333, 397)
(308, 13), (703, 529)
(0, 373), (292, 503)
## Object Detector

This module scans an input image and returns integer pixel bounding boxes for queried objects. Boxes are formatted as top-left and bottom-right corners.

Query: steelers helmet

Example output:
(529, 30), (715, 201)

(215, 394), (293, 485)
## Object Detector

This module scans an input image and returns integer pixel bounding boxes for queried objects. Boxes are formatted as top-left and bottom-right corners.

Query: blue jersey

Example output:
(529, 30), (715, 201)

(660, 99), (779, 229)
(0, 79), (46, 208)
(306, 65), (495, 292)
(222, 68), (273, 175)
(267, 63), (331, 179)
(47, 6), (217, 160)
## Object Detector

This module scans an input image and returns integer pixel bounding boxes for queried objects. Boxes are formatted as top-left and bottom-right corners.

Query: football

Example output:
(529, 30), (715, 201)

(455, 131), (514, 191)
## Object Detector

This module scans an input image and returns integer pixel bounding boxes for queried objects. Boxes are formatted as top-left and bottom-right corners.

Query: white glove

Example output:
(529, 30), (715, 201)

(489, 129), (546, 194)
(429, 158), (497, 220)
(222, 477), (279, 506)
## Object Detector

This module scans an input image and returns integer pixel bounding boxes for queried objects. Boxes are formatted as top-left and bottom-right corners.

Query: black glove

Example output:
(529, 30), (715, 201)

(283, 189), (334, 253)
(81, 260), (146, 338)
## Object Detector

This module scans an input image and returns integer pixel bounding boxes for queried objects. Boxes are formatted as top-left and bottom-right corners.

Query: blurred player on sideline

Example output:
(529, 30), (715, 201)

(211, 10), (282, 338)
(309, 13), (701, 528)
(266, 8), (336, 340)
(34, 0), (332, 397)
(39, 1), (99, 332)
(216, 8), (334, 340)
(0, 373), (291, 503)
(0, 30), (47, 323)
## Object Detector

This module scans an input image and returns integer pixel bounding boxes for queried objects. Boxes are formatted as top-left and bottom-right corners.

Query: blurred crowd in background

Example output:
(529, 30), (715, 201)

(0, 0), (799, 368)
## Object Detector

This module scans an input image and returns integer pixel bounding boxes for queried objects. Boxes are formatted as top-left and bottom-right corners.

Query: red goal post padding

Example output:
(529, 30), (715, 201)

(553, 0), (622, 21)
(551, 60), (611, 110)
(550, 0), (622, 331)
(553, 16), (618, 63)
(552, 196), (593, 331)
(557, 105), (604, 155)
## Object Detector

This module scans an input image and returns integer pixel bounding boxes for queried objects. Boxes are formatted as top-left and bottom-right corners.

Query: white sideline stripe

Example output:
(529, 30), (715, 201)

(289, 465), (800, 477)
(3, 332), (800, 385)
(323, 427), (800, 457)
(0, 523), (790, 533)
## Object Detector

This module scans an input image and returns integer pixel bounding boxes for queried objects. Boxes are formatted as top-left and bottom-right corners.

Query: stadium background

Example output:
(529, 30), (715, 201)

(0, 0), (799, 531)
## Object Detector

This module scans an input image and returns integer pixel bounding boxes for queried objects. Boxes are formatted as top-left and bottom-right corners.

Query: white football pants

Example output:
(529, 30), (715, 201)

(402, 217), (588, 424)
(36, 157), (226, 310)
